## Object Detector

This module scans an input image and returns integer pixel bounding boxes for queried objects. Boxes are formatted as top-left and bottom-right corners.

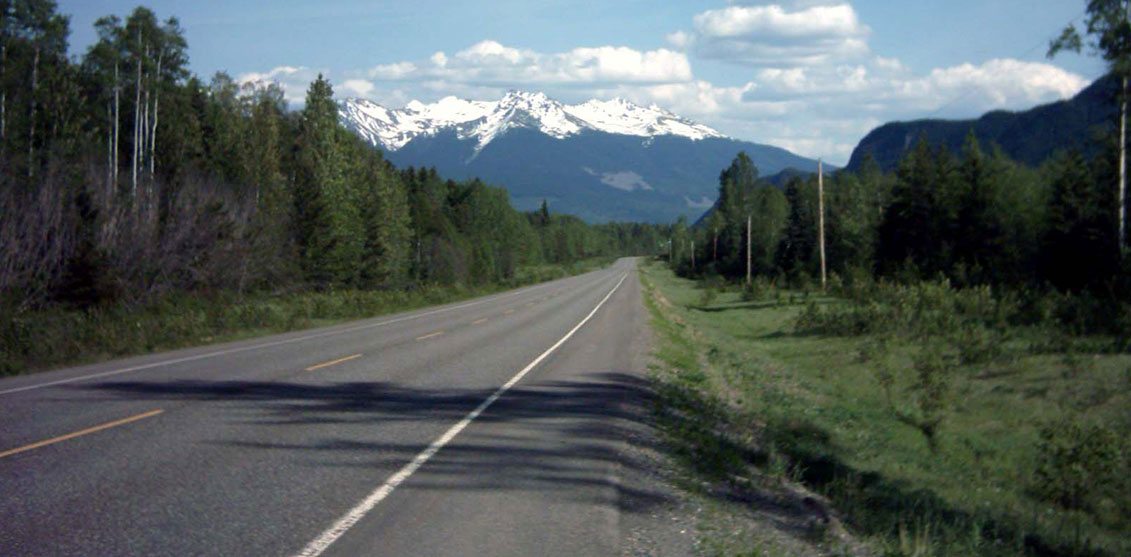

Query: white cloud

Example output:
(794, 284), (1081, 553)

(666, 30), (692, 50)
(904, 58), (1087, 111)
(236, 3), (1090, 167)
(236, 65), (322, 105)
(364, 40), (692, 86)
(339, 79), (376, 97)
(687, 3), (869, 66)
(368, 61), (417, 80)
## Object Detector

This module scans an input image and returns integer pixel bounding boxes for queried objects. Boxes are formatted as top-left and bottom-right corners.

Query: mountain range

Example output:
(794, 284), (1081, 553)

(339, 91), (825, 223)
(846, 74), (1117, 173)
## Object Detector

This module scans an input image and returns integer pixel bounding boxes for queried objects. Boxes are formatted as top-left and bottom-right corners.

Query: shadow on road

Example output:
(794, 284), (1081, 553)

(86, 371), (674, 516)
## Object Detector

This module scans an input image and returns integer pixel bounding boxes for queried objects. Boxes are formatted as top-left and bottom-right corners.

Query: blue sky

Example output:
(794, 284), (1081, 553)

(60, 1), (1107, 165)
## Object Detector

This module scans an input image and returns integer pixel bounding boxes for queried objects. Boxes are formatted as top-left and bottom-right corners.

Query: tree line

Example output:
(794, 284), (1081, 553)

(0, 2), (665, 313)
(675, 131), (1128, 320)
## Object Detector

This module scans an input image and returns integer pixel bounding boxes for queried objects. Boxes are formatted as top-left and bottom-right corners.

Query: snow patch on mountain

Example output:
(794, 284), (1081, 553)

(340, 90), (725, 152)
(684, 195), (715, 209)
(564, 98), (719, 141)
(582, 167), (653, 192)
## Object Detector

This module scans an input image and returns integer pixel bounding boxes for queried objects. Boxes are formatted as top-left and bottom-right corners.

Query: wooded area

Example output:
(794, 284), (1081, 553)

(674, 133), (1130, 335)
(0, 2), (664, 315)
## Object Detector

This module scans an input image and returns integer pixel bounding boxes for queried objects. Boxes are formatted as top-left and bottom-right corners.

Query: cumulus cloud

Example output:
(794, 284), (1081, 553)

(686, 3), (869, 66)
(361, 40), (693, 87)
(369, 61), (417, 80)
(235, 2), (1091, 166)
(236, 65), (323, 105)
(339, 79), (376, 97)
(902, 59), (1087, 112)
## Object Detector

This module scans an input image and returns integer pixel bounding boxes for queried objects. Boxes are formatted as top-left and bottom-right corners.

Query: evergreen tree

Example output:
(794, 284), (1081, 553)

(777, 176), (818, 280)
(294, 74), (365, 287)
(1043, 150), (1119, 290)
(715, 152), (759, 277)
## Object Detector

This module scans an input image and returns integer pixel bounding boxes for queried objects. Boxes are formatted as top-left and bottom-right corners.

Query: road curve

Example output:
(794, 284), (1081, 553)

(0, 257), (669, 556)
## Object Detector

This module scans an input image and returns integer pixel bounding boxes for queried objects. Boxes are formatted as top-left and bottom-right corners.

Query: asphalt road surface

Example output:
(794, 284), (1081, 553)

(0, 257), (680, 556)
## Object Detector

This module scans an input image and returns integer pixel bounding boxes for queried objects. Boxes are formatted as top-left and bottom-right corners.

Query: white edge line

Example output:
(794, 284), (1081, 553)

(0, 273), (608, 396)
(292, 271), (629, 557)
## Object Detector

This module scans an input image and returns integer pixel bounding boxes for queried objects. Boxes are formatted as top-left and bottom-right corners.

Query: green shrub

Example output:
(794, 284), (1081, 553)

(899, 343), (955, 452)
(1033, 420), (1126, 542)
(951, 323), (1005, 366)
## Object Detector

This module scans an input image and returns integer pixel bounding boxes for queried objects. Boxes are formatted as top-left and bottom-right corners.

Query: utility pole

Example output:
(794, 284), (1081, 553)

(818, 159), (827, 291)
(746, 214), (752, 286)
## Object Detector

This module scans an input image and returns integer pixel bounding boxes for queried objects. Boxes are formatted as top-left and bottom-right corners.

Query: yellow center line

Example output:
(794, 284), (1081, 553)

(305, 353), (363, 372)
(503, 309), (515, 315)
(0, 408), (164, 460)
(472, 318), (488, 325)
(415, 331), (445, 341)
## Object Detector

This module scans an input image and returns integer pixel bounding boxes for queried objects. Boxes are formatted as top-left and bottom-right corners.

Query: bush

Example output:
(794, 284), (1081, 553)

(741, 276), (775, 302)
(908, 343), (954, 451)
(1033, 421), (1124, 519)
(951, 323), (1006, 366)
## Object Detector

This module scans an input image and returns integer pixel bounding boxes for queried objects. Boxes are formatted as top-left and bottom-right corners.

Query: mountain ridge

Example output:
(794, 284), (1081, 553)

(338, 90), (826, 223)
(845, 74), (1117, 172)
(340, 90), (725, 155)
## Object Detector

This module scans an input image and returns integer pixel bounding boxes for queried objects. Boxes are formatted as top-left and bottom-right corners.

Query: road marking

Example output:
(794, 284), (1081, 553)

(0, 274), (603, 397)
(0, 409), (164, 460)
(525, 302), (536, 307)
(503, 309), (515, 315)
(471, 318), (488, 325)
(415, 331), (444, 341)
(305, 354), (362, 372)
(292, 272), (628, 557)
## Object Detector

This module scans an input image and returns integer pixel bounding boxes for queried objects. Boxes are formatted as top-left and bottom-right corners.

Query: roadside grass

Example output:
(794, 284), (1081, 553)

(639, 260), (1130, 557)
(0, 257), (614, 376)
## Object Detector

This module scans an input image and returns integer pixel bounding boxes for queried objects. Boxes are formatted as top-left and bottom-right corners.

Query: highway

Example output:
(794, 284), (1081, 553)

(0, 258), (673, 556)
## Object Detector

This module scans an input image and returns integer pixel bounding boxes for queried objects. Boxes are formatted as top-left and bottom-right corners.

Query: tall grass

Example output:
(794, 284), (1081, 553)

(640, 261), (1130, 556)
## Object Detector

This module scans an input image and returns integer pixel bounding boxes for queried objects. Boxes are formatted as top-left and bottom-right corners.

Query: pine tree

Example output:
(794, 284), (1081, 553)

(1043, 150), (1119, 290)
(777, 176), (818, 280)
(715, 152), (759, 277)
(294, 74), (365, 287)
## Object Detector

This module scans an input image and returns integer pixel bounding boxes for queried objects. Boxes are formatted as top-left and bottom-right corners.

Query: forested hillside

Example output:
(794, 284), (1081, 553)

(0, 3), (664, 373)
(845, 74), (1117, 173)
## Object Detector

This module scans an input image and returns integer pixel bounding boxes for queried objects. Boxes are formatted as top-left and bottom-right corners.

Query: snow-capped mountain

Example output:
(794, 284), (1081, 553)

(340, 90), (724, 153)
(338, 90), (826, 223)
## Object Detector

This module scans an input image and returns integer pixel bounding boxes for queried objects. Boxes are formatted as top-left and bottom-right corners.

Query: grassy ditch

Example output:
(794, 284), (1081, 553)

(0, 257), (613, 376)
(639, 260), (1129, 557)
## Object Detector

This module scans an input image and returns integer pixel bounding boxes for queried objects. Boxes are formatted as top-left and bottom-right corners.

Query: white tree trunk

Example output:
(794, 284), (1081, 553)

(27, 46), (38, 179)
(107, 99), (113, 188)
(150, 53), (161, 178)
(1120, 76), (1127, 255)
(818, 159), (827, 290)
(142, 86), (149, 178)
(132, 39), (141, 198)
(746, 214), (752, 285)
(1, 42), (7, 143)
(113, 61), (119, 186)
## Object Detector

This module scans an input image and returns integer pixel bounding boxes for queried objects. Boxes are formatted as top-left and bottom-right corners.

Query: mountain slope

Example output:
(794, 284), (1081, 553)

(845, 74), (1117, 173)
(339, 91), (823, 223)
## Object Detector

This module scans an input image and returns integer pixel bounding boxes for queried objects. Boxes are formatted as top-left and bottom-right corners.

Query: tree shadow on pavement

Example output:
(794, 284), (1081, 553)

(86, 371), (675, 516)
